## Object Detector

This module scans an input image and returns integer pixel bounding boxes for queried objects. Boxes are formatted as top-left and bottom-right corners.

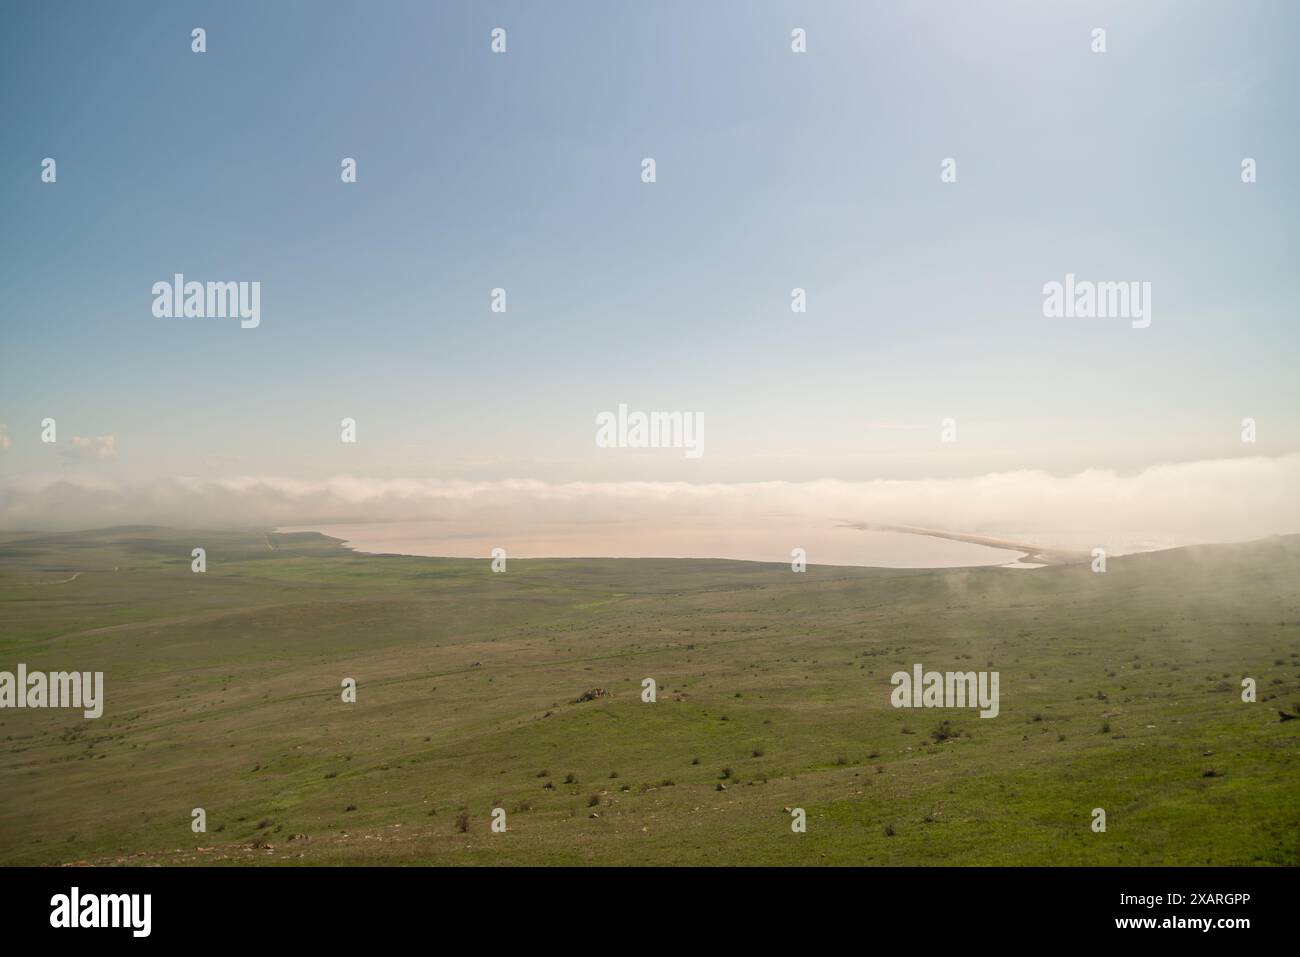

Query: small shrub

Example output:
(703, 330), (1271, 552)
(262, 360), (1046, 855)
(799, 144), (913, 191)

(930, 721), (960, 743)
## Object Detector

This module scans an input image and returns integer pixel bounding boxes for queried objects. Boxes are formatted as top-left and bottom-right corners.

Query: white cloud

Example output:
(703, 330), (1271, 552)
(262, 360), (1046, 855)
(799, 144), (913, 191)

(0, 425), (10, 452)
(60, 435), (117, 461)
(1, 454), (1296, 555)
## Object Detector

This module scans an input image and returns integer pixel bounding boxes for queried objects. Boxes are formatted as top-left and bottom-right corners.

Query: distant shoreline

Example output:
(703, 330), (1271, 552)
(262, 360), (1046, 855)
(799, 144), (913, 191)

(838, 522), (1086, 566)
(278, 521), (1046, 570)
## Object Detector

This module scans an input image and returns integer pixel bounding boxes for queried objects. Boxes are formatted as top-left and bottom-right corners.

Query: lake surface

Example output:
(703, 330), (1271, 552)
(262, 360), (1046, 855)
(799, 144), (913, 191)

(280, 520), (1030, 569)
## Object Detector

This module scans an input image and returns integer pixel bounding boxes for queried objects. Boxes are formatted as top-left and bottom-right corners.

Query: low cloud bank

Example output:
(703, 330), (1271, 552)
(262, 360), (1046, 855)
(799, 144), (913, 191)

(1, 455), (1297, 553)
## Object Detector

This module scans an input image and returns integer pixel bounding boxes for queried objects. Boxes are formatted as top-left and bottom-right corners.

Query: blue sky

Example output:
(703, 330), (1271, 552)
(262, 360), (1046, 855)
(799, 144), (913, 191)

(1, 0), (1296, 494)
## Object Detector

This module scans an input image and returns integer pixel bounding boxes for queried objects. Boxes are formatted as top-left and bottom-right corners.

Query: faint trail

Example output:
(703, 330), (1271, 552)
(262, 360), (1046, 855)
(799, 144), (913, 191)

(37, 600), (321, 645)
(15, 571), (81, 586)
(265, 534), (275, 551)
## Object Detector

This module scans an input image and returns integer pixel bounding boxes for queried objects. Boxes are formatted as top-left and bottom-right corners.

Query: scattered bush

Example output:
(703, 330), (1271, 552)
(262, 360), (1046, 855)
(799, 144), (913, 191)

(930, 721), (960, 743)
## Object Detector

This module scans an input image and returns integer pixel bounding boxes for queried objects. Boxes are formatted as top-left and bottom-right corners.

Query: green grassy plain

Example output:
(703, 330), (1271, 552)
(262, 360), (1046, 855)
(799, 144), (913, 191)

(0, 526), (1296, 866)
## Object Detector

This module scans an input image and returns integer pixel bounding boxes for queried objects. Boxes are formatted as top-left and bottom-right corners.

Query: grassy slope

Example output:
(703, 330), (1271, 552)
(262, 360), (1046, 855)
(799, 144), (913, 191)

(0, 527), (1296, 866)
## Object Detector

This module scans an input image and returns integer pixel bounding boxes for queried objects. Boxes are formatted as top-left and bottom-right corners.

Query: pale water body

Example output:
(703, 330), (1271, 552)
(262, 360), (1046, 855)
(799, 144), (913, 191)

(280, 520), (1032, 569)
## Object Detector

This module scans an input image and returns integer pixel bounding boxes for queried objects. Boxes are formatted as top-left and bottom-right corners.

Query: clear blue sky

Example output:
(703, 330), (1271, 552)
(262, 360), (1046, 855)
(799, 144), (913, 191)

(1, 0), (1296, 486)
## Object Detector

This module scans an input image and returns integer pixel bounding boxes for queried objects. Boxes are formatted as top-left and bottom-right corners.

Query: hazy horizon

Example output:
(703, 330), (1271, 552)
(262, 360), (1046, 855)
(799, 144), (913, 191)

(3, 453), (1297, 562)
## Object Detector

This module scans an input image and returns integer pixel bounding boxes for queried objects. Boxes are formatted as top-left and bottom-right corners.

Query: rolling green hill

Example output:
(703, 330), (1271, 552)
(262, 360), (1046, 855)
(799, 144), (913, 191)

(0, 527), (1296, 865)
